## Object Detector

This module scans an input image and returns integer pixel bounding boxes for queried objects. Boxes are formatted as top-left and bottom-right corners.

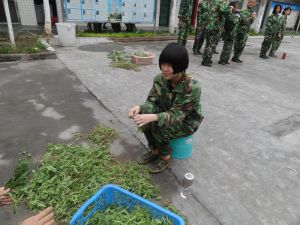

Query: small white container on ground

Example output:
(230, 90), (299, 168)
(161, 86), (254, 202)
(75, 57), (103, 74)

(55, 23), (76, 47)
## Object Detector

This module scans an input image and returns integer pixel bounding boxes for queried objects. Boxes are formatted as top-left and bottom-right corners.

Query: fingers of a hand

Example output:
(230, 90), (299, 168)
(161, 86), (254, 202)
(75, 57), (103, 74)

(0, 196), (12, 202)
(36, 207), (54, 220)
(45, 219), (55, 225)
(0, 187), (10, 196)
(39, 212), (55, 224)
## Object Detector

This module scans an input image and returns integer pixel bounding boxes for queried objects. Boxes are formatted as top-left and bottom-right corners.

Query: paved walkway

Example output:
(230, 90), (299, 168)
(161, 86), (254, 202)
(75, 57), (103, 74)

(56, 37), (300, 225)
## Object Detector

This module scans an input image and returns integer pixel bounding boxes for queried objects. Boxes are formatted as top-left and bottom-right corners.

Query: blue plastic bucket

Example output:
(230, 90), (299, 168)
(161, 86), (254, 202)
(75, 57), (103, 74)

(170, 135), (193, 159)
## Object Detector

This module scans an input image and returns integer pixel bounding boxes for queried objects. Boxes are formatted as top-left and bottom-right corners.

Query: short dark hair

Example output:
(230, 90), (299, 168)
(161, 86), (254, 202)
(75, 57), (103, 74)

(282, 7), (292, 15)
(229, 1), (238, 7)
(272, 4), (282, 14)
(159, 43), (189, 74)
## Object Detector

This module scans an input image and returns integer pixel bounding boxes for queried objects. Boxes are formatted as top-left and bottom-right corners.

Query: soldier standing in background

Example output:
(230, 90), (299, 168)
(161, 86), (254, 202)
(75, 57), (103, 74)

(269, 7), (292, 57)
(231, 0), (256, 63)
(219, 1), (240, 65)
(200, 0), (231, 67)
(259, 4), (282, 59)
(177, 0), (194, 46)
(192, 0), (207, 55)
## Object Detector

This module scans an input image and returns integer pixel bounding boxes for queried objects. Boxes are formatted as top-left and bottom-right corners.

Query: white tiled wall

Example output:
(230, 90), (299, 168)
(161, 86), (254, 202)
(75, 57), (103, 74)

(17, 0), (37, 25)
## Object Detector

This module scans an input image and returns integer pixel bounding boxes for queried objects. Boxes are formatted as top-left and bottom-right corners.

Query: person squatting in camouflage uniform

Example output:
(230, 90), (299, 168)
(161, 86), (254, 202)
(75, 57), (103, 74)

(177, 0), (194, 46)
(192, 1), (206, 55)
(232, 0), (256, 63)
(260, 4), (282, 59)
(219, 1), (240, 65)
(269, 7), (292, 57)
(128, 43), (203, 173)
(200, 0), (231, 67)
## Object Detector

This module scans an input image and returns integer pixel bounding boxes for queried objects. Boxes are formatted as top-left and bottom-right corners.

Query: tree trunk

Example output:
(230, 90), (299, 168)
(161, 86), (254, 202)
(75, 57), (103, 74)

(3, 0), (15, 47)
(43, 0), (52, 36)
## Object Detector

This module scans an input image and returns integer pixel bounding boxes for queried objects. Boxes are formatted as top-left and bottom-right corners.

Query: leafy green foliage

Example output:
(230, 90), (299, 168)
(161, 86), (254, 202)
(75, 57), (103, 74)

(107, 51), (140, 71)
(86, 206), (172, 225)
(7, 125), (160, 224)
(0, 33), (46, 54)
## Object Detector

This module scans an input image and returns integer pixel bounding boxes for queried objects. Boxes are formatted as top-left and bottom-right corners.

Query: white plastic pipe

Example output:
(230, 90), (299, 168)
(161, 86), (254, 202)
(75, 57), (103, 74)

(3, 0), (15, 47)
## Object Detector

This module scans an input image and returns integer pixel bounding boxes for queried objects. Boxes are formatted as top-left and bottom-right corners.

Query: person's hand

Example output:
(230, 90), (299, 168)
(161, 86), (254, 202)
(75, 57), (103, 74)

(128, 106), (141, 118)
(251, 12), (257, 18)
(20, 207), (55, 225)
(133, 114), (158, 127)
(178, 19), (183, 28)
(196, 26), (201, 32)
(0, 187), (12, 207)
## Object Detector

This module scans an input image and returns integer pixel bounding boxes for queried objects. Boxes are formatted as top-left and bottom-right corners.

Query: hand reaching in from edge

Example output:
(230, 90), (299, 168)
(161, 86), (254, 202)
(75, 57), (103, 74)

(20, 207), (55, 225)
(0, 187), (12, 207)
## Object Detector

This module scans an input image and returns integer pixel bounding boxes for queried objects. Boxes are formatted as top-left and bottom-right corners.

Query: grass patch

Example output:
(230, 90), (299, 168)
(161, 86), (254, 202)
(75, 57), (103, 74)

(78, 31), (172, 38)
(0, 32), (46, 54)
(5, 125), (165, 224)
(107, 50), (140, 71)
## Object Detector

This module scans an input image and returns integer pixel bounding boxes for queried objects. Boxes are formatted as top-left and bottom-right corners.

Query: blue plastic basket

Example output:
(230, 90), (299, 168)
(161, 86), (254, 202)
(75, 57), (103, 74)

(170, 135), (193, 159)
(70, 184), (185, 225)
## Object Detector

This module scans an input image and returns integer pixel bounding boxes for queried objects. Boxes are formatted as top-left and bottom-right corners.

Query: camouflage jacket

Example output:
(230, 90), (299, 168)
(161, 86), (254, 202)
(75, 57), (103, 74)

(279, 15), (287, 35)
(178, 0), (194, 20)
(265, 14), (281, 35)
(197, 0), (230, 31)
(236, 8), (255, 34)
(224, 12), (240, 40)
(140, 74), (202, 131)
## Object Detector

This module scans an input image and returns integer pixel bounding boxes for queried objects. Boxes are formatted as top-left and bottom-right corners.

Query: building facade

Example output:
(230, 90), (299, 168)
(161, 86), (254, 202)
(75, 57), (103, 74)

(1, 0), (299, 33)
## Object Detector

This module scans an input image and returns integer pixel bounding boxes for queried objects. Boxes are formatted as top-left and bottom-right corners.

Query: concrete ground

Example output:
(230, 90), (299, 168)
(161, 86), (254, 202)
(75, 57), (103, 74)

(0, 59), (147, 224)
(55, 36), (300, 225)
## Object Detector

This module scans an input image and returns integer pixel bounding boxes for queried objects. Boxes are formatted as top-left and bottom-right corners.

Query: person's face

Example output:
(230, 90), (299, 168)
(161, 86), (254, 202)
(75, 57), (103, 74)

(247, 0), (256, 9)
(285, 9), (291, 15)
(232, 5), (238, 13)
(275, 6), (281, 13)
(161, 63), (174, 80)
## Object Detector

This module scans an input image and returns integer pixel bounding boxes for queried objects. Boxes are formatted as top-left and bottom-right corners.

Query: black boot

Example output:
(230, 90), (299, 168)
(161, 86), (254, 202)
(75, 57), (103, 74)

(201, 61), (212, 67)
(232, 58), (243, 63)
(259, 55), (269, 59)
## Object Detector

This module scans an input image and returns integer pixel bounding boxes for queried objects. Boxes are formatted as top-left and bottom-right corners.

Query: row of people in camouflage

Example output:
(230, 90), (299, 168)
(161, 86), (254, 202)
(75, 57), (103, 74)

(177, 0), (291, 67)
(260, 5), (292, 58)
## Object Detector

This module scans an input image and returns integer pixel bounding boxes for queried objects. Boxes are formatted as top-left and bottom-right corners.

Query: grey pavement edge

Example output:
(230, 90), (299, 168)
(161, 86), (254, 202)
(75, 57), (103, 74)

(56, 37), (300, 225)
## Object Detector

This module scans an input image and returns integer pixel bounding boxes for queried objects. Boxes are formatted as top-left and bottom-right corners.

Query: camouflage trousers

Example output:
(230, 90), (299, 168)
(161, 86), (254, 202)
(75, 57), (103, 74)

(177, 20), (190, 46)
(232, 32), (249, 60)
(192, 29), (206, 52)
(219, 39), (234, 63)
(260, 34), (277, 56)
(270, 34), (284, 56)
(202, 30), (219, 63)
(212, 30), (223, 52)
(143, 122), (193, 156)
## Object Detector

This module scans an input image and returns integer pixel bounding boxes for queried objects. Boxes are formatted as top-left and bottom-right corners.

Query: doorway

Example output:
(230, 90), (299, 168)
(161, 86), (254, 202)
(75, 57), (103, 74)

(34, 0), (58, 25)
(0, 0), (19, 23)
(159, 0), (171, 27)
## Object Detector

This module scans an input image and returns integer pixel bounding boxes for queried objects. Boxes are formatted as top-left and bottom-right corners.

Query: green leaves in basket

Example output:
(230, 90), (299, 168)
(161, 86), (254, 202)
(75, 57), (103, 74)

(86, 206), (172, 225)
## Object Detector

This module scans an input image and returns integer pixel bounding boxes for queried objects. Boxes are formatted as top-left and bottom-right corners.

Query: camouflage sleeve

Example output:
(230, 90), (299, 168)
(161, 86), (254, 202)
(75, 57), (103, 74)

(156, 83), (201, 127)
(140, 83), (160, 114)
(178, 0), (193, 19)
(265, 15), (273, 34)
(218, 0), (230, 16)
(281, 16), (287, 33)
